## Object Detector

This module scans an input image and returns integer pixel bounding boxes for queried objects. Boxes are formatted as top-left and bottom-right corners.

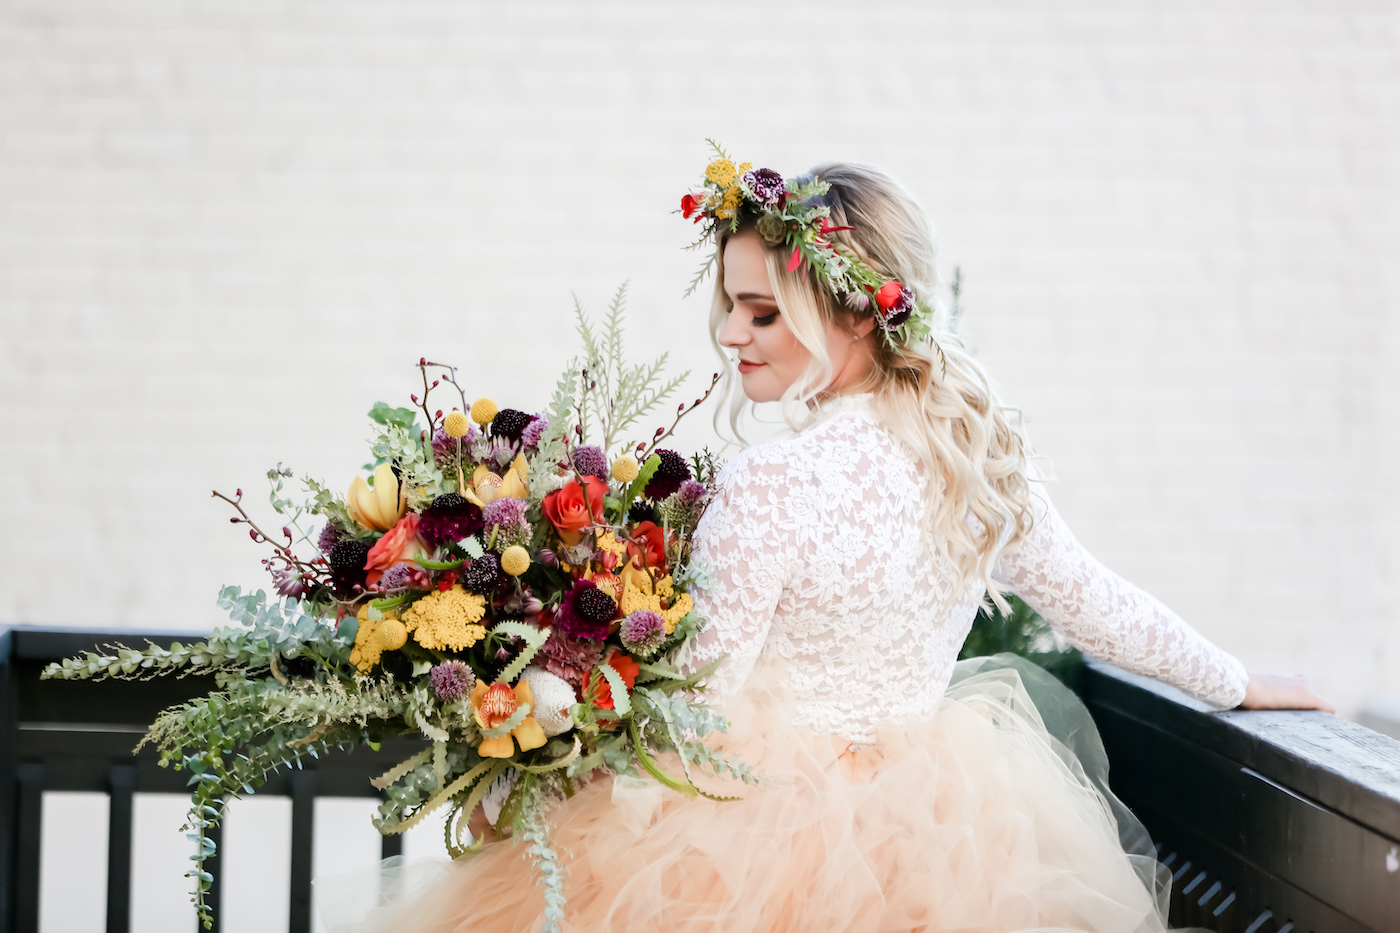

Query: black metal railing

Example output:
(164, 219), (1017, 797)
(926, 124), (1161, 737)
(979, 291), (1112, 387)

(3, 626), (1398, 932)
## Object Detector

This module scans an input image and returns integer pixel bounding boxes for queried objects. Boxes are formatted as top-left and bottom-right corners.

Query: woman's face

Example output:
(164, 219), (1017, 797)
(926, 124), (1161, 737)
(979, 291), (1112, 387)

(717, 232), (873, 403)
(718, 233), (814, 403)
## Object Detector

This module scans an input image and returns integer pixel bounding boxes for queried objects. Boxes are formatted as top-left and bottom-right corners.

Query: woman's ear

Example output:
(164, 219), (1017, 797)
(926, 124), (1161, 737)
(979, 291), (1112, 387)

(850, 315), (877, 340)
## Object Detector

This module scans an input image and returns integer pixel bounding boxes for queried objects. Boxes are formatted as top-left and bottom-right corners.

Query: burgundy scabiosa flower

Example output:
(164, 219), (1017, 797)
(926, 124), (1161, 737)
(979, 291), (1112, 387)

(418, 493), (485, 549)
(555, 579), (615, 642)
(571, 445), (609, 481)
(643, 449), (691, 501)
(430, 660), (474, 703)
(742, 167), (786, 207)
(490, 408), (534, 442)
(329, 539), (372, 598)
(619, 610), (666, 656)
(463, 553), (501, 594)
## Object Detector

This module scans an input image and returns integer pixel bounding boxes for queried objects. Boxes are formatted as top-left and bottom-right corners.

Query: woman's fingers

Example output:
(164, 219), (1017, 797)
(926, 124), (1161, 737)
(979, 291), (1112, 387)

(1240, 672), (1336, 714)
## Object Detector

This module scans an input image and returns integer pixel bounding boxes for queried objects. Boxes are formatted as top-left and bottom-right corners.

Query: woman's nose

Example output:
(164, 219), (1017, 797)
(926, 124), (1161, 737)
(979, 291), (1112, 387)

(718, 312), (748, 348)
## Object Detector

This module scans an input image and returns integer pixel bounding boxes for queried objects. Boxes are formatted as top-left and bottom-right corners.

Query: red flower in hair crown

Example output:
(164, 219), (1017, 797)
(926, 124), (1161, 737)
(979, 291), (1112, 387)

(677, 140), (936, 352)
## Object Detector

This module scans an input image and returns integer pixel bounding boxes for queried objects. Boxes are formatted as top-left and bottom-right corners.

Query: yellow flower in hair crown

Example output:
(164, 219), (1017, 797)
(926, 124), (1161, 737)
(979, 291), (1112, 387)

(679, 140), (939, 357)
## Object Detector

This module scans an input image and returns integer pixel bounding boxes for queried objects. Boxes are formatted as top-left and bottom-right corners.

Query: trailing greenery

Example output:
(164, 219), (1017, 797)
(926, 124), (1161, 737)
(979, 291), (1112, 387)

(959, 594), (1084, 690)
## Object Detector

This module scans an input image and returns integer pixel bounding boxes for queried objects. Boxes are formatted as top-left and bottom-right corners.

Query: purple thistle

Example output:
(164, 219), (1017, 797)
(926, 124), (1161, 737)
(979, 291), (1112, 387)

(571, 445), (609, 480)
(619, 610), (666, 655)
(482, 496), (528, 528)
(742, 167), (786, 207)
(677, 480), (708, 504)
(378, 562), (427, 591)
(430, 660), (474, 703)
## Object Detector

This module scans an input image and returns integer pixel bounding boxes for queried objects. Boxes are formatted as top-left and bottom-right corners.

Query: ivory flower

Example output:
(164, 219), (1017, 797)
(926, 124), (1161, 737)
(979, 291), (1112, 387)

(470, 679), (547, 758)
(346, 463), (406, 532)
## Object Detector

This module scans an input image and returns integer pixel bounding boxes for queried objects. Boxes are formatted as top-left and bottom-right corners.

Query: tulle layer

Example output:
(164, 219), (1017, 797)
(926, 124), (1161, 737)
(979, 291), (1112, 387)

(318, 656), (1184, 933)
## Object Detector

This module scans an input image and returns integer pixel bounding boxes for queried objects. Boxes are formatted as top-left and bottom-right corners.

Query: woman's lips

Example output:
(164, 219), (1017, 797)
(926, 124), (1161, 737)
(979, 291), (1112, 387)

(737, 360), (764, 374)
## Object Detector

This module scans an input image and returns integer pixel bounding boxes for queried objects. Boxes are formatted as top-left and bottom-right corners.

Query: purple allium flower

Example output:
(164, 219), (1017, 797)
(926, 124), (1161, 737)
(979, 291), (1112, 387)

(571, 445), (609, 481)
(317, 523), (341, 554)
(677, 480), (708, 504)
(419, 494), (485, 549)
(535, 628), (604, 691)
(430, 660), (474, 703)
(433, 426), (478, 470)
(643, 449), (692, 501)
(482, 496), (532, 549)
(554, 579), (613, 642)
(742, 167), (786, 207)
(519, 415), (547, 450)
(620, 610), (666, 655)
(378, 562), (427, 591)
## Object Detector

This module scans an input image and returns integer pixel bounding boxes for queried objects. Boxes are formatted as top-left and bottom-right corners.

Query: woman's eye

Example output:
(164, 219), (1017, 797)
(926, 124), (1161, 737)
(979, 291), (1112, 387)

(752, 313), (777, 327)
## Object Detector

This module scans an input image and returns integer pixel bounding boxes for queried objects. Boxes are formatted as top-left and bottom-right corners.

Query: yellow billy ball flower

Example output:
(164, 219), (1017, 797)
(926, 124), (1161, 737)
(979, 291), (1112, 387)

(611, 455), (640, 483)
(443, 410), (470, 439)
(470, 397), (499, 425)
(500, 545), (530, 577)
(373, 617), (408, 651)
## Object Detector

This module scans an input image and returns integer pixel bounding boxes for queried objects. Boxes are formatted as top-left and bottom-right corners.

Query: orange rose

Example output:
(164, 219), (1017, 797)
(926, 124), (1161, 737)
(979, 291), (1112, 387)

(364, 513), (425, 587)
(626, 521), (667, 572)
(542, 476), (607, 546)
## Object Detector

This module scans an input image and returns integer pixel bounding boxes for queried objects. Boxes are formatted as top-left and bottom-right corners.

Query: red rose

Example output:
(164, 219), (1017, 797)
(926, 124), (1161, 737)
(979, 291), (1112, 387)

(681, 193), (703, 220)
(626, 521), (667, 571)
(590, 652), (640, 711)
(542, 476), (607, 546)
(874, 281), (904, 311)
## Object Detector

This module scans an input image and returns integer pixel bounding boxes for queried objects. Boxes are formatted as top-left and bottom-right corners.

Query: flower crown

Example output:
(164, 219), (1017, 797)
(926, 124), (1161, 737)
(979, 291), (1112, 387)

(680, 141), (935, 350)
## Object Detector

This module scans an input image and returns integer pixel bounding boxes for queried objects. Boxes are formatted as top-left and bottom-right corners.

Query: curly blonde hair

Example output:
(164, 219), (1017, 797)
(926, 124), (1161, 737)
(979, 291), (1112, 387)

(709, 162), (1035, 608)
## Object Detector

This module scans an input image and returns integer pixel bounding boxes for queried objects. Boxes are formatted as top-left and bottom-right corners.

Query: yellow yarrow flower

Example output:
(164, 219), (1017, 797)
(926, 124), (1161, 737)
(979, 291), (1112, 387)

(594, 530), (629, 562)
(716, 185), (741, 220)
(705, 158), (737, 187)
(349, 607), (408, 673)
(470, 397), (499, 425)
(402, 586), (488, 651)
(611, 455), (639, 483)
(738, 161), (753, 174)
(500, 545), (530, 577)
(443, 410), (470, 439)
(620, 570), (688, 633)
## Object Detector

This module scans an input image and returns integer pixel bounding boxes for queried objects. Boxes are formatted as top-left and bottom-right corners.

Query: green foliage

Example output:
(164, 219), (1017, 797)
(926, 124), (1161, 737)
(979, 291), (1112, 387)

(959, 594), (1084, 690)
(369, 422), (446, 507)
(572, 284), (688, 452)
(368, 401), (419, 434)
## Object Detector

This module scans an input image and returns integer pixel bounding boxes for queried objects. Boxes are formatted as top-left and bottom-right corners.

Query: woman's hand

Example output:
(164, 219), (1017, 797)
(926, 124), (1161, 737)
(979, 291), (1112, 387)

(1240, 672), (1335, 713)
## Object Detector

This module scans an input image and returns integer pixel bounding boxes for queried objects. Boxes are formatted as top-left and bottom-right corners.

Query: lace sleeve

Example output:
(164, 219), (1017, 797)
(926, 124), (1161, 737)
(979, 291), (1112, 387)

(992, 490), (1249, 710)
(678, 454), (793, 698)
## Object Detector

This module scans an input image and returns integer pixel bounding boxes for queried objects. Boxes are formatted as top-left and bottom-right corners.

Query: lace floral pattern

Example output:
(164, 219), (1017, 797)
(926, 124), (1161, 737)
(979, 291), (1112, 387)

(681, 396), (1247, 743)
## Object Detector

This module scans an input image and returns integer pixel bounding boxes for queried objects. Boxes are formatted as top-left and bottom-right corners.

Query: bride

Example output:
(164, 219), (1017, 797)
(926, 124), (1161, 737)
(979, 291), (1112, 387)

(335, 157), (1332, 932)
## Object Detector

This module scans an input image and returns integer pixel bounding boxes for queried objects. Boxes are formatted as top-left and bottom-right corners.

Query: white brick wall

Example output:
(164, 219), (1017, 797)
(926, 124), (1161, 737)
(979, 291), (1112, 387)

(1, 0), (1395, 729)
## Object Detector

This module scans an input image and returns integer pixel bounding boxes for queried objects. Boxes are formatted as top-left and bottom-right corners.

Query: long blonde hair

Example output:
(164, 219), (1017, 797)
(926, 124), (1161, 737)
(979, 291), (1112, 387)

(708, 162), (1035, 607)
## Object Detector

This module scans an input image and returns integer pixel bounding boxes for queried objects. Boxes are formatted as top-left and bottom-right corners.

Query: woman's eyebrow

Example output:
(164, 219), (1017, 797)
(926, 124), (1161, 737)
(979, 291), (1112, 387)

(734, 292), (776, 302)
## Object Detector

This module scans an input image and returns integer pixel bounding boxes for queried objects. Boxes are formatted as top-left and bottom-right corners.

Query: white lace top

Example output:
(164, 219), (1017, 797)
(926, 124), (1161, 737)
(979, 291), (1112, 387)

(681, 395), (1249, 743)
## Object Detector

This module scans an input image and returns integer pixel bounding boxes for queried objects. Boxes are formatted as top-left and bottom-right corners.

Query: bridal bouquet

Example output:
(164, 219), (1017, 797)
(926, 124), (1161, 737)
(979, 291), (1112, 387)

(41, 289), (753, 930)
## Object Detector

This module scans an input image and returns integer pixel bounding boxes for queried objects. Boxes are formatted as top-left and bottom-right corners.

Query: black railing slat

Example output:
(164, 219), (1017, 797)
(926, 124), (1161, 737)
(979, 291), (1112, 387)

(106, 764), (135, 933)
(381, 827), (402, 861)
(14, 762), (43, 933)
(289, 769), (316, 933)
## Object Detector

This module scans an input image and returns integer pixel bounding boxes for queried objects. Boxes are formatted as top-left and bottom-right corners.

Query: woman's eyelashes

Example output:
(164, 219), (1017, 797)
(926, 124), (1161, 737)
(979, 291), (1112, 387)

(751, 312), (777, 327)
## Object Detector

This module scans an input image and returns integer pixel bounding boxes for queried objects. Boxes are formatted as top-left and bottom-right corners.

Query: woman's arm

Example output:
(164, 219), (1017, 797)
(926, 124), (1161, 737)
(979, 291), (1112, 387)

(992, 488), (1330, 712)
(679, 455), (793, 698)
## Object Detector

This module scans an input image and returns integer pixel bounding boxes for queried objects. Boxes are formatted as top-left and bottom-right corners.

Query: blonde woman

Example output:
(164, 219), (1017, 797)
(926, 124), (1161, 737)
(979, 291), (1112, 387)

(344, 160), (1331, 932)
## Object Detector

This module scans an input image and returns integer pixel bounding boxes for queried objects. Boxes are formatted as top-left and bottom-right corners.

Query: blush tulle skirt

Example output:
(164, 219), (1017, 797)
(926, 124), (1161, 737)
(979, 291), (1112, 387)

(316, 655), (1189, 933)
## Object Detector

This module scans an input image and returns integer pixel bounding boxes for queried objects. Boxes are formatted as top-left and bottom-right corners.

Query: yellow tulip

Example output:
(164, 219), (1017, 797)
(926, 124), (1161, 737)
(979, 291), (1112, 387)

(470, 679), (548, 758)
(346, 463), (406, 532)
